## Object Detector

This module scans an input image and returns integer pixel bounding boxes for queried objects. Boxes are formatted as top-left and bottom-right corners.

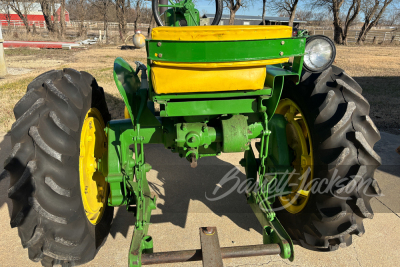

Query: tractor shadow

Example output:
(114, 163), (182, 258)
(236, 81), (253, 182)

(147, 144), (262, 229)
(109, 144), (264, 239)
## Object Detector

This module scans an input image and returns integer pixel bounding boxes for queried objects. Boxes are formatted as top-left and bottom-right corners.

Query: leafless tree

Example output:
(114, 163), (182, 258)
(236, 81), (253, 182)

(114, 0), (130, 40)
(7, 0), (36, 33)
(60, 0), (66, 37)
(310, 11), (333, 26)
(145, 6), (155, 35)
(91, 0), (112, 43)
(40, 0), (61, 35)
(357, 0), (396, 44)
(76, 0), (88, 38)
(385, 7), (400, 25)
(262, 0), (266, 25)
(295, 9), (313, 21)
(223, 0), (253, 25)
(270, 0), (300, 27)
(0, 2), (12, 30)
(133, 0), (143, 31)
(313, 0), (361, 44)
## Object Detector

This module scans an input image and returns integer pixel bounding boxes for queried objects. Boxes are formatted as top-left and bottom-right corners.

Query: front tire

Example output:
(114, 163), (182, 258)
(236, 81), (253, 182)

(274, 66), (382, 251)
(2, 69), (113, 266)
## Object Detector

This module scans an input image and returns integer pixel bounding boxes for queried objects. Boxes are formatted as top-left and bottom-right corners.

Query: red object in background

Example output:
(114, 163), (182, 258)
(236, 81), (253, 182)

(3, 40), (78, 49)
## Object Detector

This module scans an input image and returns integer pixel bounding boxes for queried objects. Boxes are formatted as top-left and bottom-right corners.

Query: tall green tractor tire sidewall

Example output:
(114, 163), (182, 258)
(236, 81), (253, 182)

(2, 69), (114, 266)
(274, 66), (382, 251)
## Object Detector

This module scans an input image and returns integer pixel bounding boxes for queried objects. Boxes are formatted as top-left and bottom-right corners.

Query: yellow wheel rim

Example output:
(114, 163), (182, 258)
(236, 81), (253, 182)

(124, 106), (130, 119)
(79, 108), (108, 225)
(275, 99), (314, 214)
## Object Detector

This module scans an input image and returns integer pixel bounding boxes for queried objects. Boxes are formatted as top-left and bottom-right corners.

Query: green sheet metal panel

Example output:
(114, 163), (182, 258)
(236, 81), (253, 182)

(147, 38), (306, 63)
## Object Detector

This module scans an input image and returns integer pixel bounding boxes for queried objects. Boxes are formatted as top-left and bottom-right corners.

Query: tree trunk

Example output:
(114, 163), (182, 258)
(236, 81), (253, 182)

(288, 7), (297, 27)
(228, 0), (241, 25)
(40, 1), (54, 33)
(288, 0), (299, 27)
(356, 0), (393, 44)
(262, 0), (266, 25)
(134, 1), (141, 32)
(357, 22), (368, 44)
(332, 8), (343, 44)
(79, 22), (87, 38)
(32, 23), (37, 34)
(333, 24), (343, 44)
(20, 15), (31, 34)
(116, 0), (127, 40)
(60, 0), (66, 38)
(52, 1), (60, 36)
(77, 0), (86, 38)
(5, 7), (12, 32)
(229, 9), (235, 25)
(9, 7), (31, 33)
(103, 1), (109, 44)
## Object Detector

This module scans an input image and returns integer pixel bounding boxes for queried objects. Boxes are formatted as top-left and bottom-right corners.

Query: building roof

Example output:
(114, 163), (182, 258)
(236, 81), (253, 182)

(0, 2), (63, 16)
(203, 14), (307, 23)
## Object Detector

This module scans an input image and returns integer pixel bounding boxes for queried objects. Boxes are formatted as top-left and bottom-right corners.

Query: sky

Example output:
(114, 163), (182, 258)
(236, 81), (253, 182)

(143, 1), (312, 18)
(196, 0), (274, 17)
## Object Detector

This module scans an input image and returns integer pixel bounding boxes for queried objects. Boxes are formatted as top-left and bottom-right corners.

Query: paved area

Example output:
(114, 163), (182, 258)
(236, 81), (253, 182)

(1, 131), (399, 267)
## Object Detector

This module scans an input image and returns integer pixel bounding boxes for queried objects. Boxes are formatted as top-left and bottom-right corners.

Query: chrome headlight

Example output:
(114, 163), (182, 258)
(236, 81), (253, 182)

(303, 35), (336, 73)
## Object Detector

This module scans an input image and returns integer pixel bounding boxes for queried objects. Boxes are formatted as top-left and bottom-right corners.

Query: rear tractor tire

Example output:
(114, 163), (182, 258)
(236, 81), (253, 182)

(2, 69), (114, 266)
(273, 66), (382, 251)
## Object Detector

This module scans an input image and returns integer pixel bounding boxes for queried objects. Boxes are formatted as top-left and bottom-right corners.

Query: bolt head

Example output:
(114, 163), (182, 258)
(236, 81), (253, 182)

(281, 41), (285, 45)
(158, 53), (163, 58)
(157, 42), (162, 47)
(279, 51), (284, 56)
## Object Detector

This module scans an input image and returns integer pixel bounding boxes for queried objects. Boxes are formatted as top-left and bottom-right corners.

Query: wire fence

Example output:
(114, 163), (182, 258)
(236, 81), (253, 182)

(309, 29), (400, 43)
(0, 20), (47, 28)
(0, 20), (150, 30)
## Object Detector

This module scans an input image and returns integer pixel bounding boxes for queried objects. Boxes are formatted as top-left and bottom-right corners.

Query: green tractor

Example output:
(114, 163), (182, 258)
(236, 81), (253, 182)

(3, 0), (382, 266)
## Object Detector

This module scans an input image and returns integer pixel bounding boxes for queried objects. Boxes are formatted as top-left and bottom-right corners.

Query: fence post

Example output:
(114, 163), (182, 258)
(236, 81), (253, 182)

(383, 32), (386, 41)
(0, 24), (7, 78)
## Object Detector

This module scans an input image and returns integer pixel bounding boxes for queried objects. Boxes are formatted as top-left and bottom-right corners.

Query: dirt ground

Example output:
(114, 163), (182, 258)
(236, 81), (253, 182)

(0, 45), (399, 134)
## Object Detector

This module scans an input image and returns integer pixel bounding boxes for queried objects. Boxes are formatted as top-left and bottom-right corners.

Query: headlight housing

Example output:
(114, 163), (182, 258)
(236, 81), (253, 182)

(303, 35), (336, 73)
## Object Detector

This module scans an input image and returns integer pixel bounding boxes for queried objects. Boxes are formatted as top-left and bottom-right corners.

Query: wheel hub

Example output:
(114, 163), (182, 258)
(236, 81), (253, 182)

(275, 99), (314, 214)
(79, 108), (108, 225)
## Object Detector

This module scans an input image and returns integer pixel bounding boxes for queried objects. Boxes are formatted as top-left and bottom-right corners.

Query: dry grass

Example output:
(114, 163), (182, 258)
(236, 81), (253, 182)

(335, 46), (400, 134)
(0, 45), (399, 134)
(0, 46), (147, 133)
(0, 77), (35, 132)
